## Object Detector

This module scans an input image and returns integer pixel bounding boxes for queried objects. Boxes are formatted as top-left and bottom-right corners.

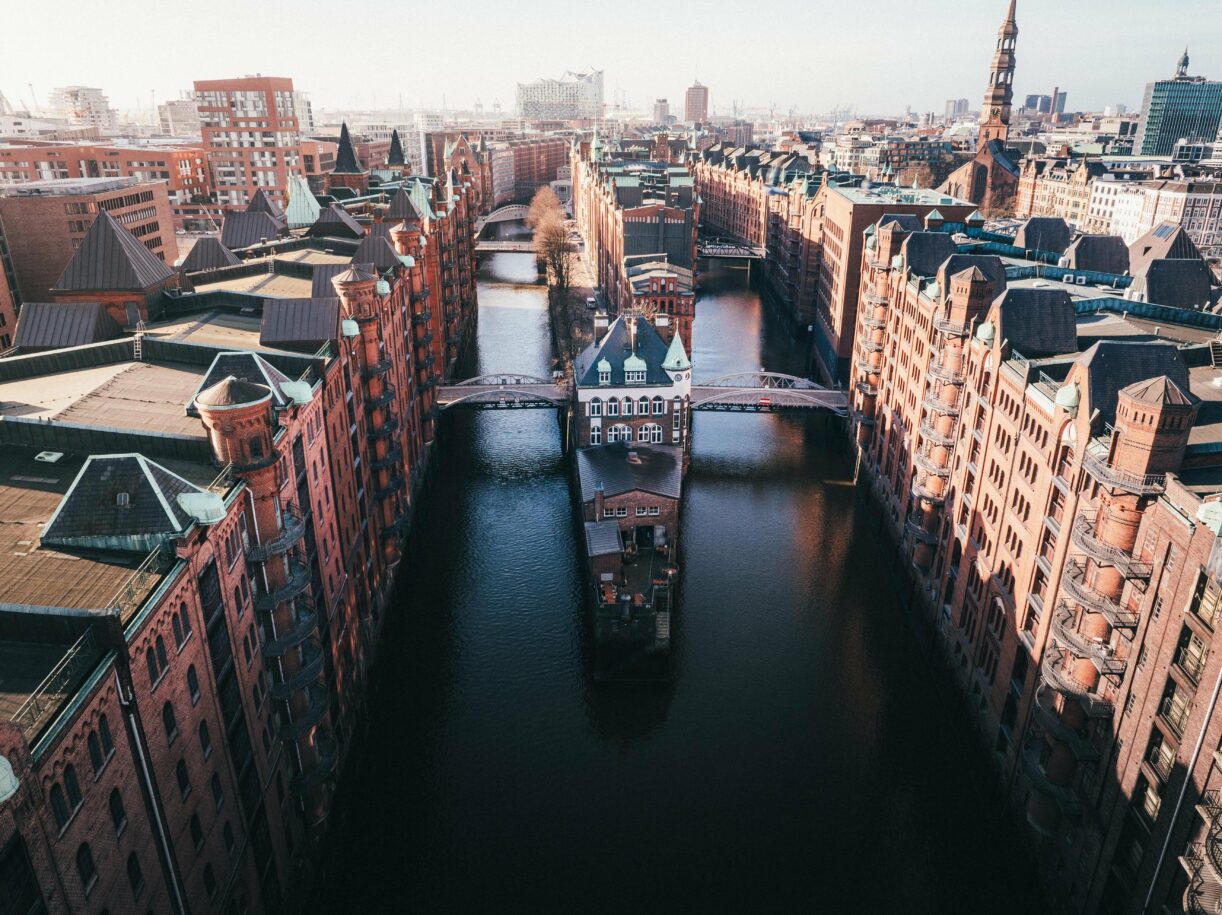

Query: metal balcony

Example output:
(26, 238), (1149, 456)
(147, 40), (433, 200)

(373, 473), (406, 500)
(364, 384), (397, 409)
(933, 314), (970, 337)
(918, 421), (958, 448)
(277, 685), (330, 741)
(863, 291), (888, 306)
(928, 359), (965, 385)
(905, 515), (939, 545)
(367, 416), (400, 440)
(1062, 559), (1139, 629)
(860, 313), (886, 330)
(1040, 649), (1113, 718)
(361, 357), (393, 380)
(1050, 603), (1127, 678)
(261, 603), (320, 657)
(417, 377), (438, 393)
(911, 477), (946, 505)
(246, 505), (305, 563)
(1021, 739), (1084, 816)
(913, 450), (951, 477)
(270, 640), (326, 700)
(1082, 451), (1166, 495)
(370, 445), (403, 472)
(412, 308), (432, 326)
(1183, 842), (1222, 915)
(1070, 513), (1152, 579)
(1032, 685), (1099, 761)
(1160, 696), (1191, 740)
(418, 353), (436, 369)
(922, 392), (961, 416)
(254, 558), (312, 611)
(850, 410), (875, 428)
(861, 338), (885, 354)
(291, 733), (339, 795)
(855, 357), (881, 376)
(855, 380), (878, 397)
(379, 511), (412, 541)
(415, 332), (435, 349)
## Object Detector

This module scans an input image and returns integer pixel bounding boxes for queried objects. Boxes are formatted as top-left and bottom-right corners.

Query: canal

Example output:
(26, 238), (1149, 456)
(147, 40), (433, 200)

(314, 238), (1043, 913)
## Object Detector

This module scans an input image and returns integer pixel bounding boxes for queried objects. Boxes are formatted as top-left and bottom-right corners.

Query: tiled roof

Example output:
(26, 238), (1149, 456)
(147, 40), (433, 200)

(1123, 375), (1195, 406)
(1014, 217), (1073, 254)
(42, 454), (203, 553)
(194, 375), (272, 409)
(879, 213), (922, 233)
(310, 263), (351, 299)
(1129, 222), (1202, 274)
(574, 316), (673, 388)
(12, 301), (122, 351)
(180, 237), (241, 273)
(1065, 235), (1128, 275)
(52, 210), (175, 293)
(935, 254), (1006, 299)
(1078, 340), (1188, 424)
(285, 175), (321, 229)
(261, 298), (340, 351)
(992, 288), (1077, 357)
(331, 264), (378, 286)
(351, 234), (401, 272)
(333, 122), (362, 175)
(191, 352), (292, 412)
(307, 203), (365, 239)
(902, 232), (958, 277)
(246, 188), (286, 225)
(575, 443), (683, 502)
(220, 211), (286, 250)
(584, 520), (622, 557)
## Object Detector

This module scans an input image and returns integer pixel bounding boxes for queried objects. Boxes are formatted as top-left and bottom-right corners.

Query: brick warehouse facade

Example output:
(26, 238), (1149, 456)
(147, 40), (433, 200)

(847, 203), (1222, 912)
(0, 157), (480, 913)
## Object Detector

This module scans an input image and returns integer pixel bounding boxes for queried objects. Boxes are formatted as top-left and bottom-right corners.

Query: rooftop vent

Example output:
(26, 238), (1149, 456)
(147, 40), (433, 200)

(34, 451), (63, 463)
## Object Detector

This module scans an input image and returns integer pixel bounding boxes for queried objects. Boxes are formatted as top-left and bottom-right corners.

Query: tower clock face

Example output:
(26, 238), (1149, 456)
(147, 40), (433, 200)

(991, 107), (1001, 119)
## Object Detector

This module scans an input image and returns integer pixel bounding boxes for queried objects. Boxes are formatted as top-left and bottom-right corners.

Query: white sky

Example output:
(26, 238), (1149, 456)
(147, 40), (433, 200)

(2, 0), (1220, 118)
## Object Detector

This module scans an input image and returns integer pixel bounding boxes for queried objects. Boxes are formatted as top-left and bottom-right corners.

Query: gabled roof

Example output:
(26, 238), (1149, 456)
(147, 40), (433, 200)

(386, 188), (422, 222)
(1014, 217), (1073, 254)
(1065, 235), (1128, 275)
(246, 188), (286, 225)
(179, 237), (241, 273)
(307, 203), (364, 239)
(574, 316), (672, 387)
(42, 454), (204, 553)
(261, 298), (341, 351)
(1077, 340), (1188, 424)
(1133, 258), (1212, 310)
(575, 443), (683, 502)
(352, 234), (402, 272)
(1129, 222), (1204, 275)
(935, 254), (1006, 300)
(584, 520), (623, 557)
(1123, 375), (1195, 407)
(52, 210), (175, 293)
(219, 211), (286, 250)
(388, 129), (405, 166)
(285, 174), (322, 229)
(190, 352), (293, 413)
(902, 232), (958, 277)
(991, 288), (1077, 358)
(878, 213), (922, 233)
(12, 301), (122, 351)
(333, 122), (362, 174)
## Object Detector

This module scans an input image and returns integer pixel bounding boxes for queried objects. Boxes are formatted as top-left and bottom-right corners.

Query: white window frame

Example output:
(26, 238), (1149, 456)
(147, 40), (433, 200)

(606, 400), (619, 417)
(652, 396), (665, 415)
(590, 424), (601, 445)
(589, 398), (602, 417)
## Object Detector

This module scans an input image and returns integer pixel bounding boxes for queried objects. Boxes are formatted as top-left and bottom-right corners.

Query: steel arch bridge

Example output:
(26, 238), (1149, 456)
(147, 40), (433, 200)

(435, 374), (571, 410)
(474, 205), (531, 236)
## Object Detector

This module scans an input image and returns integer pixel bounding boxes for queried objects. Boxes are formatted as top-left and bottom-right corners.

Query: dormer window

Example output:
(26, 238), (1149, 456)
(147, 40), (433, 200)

(625, 370), (646, 384)
(599, 369), (610, 385)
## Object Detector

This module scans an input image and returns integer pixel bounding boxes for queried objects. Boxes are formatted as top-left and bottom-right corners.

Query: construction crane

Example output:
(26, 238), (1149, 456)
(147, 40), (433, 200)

(0, 91), (12, 116)
(28, 82), (40, 112)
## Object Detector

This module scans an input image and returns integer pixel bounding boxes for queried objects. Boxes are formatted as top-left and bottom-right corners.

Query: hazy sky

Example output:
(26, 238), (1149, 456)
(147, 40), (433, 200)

(3, 0), (1220, 118)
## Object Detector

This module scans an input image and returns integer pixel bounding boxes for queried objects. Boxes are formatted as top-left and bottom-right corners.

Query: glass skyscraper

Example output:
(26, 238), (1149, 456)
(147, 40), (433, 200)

(1135, 55), (1222, 156)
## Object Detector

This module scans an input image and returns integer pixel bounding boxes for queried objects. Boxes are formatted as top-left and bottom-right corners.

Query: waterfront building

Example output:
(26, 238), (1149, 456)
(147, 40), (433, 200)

(47, 85), (116, 129)
(1134, 50), (1222, 157)
(684, 82), (709, 125)
(515, 70), (603, 120)
(159, 97), (203, 137)
(0, 177), (177, 305)
(193, 76), (308, 209)
(0, 164), (481, 912)
(847, 207), (1222, 912)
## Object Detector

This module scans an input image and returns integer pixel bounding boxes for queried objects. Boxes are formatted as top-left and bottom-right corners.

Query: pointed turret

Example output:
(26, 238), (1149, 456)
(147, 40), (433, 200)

(387, 129), (405, 166)
(333, 122), (361, 174)
(1177, 47), (1190, 78)
(662, 332), (691, 373)
(979, 0), (1018, 146)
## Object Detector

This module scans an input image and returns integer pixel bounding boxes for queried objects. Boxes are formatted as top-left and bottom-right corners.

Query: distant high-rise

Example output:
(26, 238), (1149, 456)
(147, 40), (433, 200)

(1134, 49), (1222, 155)
(684, 81), (709, 124)
(515, 70), (603, 120)
(157, 96), (201, 136)
(653, 98), (669, 123)
(47, 86), (116, 129)
(944, 98), (969, 123)
(978, 0), (1017, 146)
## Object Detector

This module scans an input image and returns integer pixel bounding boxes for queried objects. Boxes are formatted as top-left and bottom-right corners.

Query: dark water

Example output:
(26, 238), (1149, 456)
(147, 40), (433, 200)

(314, 249), (1042, 913)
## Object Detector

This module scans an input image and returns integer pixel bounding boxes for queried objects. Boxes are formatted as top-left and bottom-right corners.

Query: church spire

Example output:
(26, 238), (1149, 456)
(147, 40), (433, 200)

(979, 0), (1018, 147)
(333, 122), (361, 174)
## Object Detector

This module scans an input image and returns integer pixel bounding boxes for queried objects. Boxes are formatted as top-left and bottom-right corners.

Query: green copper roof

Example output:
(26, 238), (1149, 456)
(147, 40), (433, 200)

(285, 174), (321, 229)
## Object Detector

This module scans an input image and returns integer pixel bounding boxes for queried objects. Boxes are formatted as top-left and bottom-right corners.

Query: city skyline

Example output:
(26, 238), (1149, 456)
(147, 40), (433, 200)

(3, 0), (1221, 119)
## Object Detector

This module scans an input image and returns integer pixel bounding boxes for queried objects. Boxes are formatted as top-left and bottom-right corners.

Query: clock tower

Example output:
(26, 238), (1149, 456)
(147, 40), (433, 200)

(979, 0), (1017, 147)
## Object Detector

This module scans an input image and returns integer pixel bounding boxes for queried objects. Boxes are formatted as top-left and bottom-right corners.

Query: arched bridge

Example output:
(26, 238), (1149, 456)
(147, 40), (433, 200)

(474, 204), (531, 236)
(436, 371), (846, 415)
(697, 240), (766, 260)
(435, 374), (571, 410)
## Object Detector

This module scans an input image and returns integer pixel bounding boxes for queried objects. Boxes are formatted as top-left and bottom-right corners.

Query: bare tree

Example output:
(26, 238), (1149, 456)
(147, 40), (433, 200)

(534, 214), (582, 361)
(898, 162), (936, 189)
(527, 186), (563, 230)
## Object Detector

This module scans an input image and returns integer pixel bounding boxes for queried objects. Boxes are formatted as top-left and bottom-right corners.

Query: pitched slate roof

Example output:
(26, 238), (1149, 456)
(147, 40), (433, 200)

(991, 288), (1077, 358)
(1133, 258), (1212, 310)
(387, 129), (405, 166)
(1065, 235), (1128, 275)
(902, 232), (958, 277)
(584, 520), (623, 557)
(285, 174), (322, 229)
(387, 187), (423, 222)
(42, 454), (204, 552)
(12, 301), (122, 351)
(310, 263), (351, 299)
(333, 122), (362, 174)
(52, 210), (175, 293)
(878, 213), (922, 233)
(246, 188), (287, 226)
(1077, 340), (1188, 424)
(575, 443), (684, 502)
(351, 234), (401, 272)
(220, 211), (286, 250)
(1014, 217), (1073, 254)
(1129, 221), (1203, 275)
(190, 352), (293, 413)
(574, 316), (673, 388)
(179, 237), (241, 273)
(1124, 375), (1194, 406)
(260, 298), (341, 350)
(307, 203), (365, 239)
(935, 254), (1006, 299)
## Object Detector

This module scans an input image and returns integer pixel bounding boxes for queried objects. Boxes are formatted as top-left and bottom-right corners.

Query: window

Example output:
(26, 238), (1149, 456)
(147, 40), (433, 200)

(172, 616), (183, 648)
(598, 367), (610, 385)
(155, 637), (168, 672)
(179, 604), (192, 640)
(109, 788), (127, 835)
(64, 765), (82, 810)
(187, 666), (200, 705)
(50, 785), (70, 830)
(88, 732), (104, 775)
(99, 715), (113, 756)
(76, 843), (97, 896)
(126, 852), (144, 899)
(648, 507), (660, 516)
(652, 396), (665, 415)
(590, 424), (601, 445)
(637, 507), (649, 516)
(589, 398), (602, 417)
(190, 814), (204, 852)
(210, 773), (224, 810)
(223, 822), (236, 857)
(146, 648), (159, 686)
(625, 369), (646, 384)
(200, 720), (213, 759)
(623, 398), (634, 417)
(607, 424), (632, 444)
(176, 760), (191, 800)
(606, 399), (619, 417)
(163, 702), (178, 745)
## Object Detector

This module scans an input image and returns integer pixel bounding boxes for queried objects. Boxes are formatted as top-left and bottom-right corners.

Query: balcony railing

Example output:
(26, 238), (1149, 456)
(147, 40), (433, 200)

(922, 393), (961, 416)
(277, 685), (330, 741)
(1040, 649), (1113, 718)
(855, 357), (881, 376)
(270, 640), (326, 700)
(933, 314), (970, 337)
(1175, 645), (1208, 685)
(291, 733), (339, 795)
(1146, 745), (1176, 783)
(855, 380), (878, 397)
(261, 602), (320, 658)
(1032, 685), (1099, 761)
(412, 308), (433, 326)
(364, 384), (397, 409)
(373, 473), (406, 500)
(928, 359), (965, 385)
(860, 313), (886, 330)
(913, 450), (951, 477)
(905, 515), (939, 546)
(1082, 451), (1166, 495)
(850, 410), (876, 428)
(1181, 843), (1222, 915)
(370, 445), (403, 473)
(1070, 513), (1152, 579)
(246, 505), (306, 563)
(254, 558), (312, 611)
(1021, 739), (1084, 815)
(863, 291), (888, 306)
(911, 478), (946, 506)
(367, 416), (400, 440)
(361, 357), (393, 380)
(860, 338), (884, 354)
(1062, 559), (1139, 629)
(1050, 603), (1126, 678)
(1160, 696), (1191, 739)
(918, 421), (958, 448)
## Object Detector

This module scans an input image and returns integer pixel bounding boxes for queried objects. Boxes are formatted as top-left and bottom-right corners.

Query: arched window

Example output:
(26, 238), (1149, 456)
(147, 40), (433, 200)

(606, 399), (619, 417)
(233, 586), (243, 616)
(223, 821), (236, 857)
(190, 813), (204, 851)
(622, 397), (633, 417)
(155, 637), (168, 671)
(638, 424), (663, 444)
(607, 424), (632, 444)
(146, 647), (158, 686)
(638, 397), (649, 416)
(210, 772), (224, 810)
(64, 765), (81, 809)
(126, 852), (144, 898)
(179, 604), (192, 639)
(109, 788), (127, 835)
(199, 720), (213, 759)
(589, 397), (602, 417)
(249, 436), (264, 461)
(172, 616), (183, 648)
(87, 731), (103, 774)
(50, 784), (70, 829)
(175, 759), (190, 800)
(187, 665), (200, 705)
(76, 843), (97, 895)
(652, 396), (665, 415)
(162, 702), (178, 744)
(99, 715), (113, 755)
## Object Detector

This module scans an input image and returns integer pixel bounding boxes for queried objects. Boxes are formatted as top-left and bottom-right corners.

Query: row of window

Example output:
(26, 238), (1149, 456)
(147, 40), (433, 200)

(588, 395), (674, 417)
(603, 506), (662, 518)
(591, 424), (667, 445)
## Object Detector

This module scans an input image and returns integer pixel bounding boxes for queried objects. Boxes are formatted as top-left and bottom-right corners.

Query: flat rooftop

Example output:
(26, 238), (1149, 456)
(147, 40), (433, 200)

(192, 271), (313, 298)
(0, 360), (207, 438)
(831, 183), (972, 208)
(0, 176), (146, 196)
(272, 249), (351, 266)
(144, 310), (265, 351)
